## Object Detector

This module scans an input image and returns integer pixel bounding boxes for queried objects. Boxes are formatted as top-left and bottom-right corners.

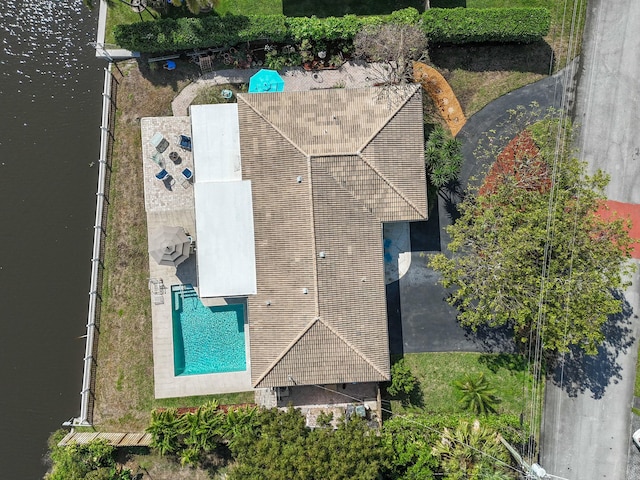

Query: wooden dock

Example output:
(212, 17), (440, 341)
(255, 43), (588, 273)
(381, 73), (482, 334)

(58, 431), (152, 447)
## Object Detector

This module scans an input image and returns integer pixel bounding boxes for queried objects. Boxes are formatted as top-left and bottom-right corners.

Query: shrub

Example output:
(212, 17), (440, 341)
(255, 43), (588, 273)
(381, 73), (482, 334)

(424, 125), (463, 188)
(45, 430), (133, 480)
(115, 14), (288, 53)
(114, 7), (550, 54)
(453, 373), (500, 415)
(387, 358), (418, 397)
(422, 7), (551, 44)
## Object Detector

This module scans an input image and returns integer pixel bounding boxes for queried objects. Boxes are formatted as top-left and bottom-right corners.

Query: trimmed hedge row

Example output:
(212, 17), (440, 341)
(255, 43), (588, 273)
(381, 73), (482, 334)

(114, 7), (550, 54)
(114, 15), (288, 53)
(423, 7), (551, 44)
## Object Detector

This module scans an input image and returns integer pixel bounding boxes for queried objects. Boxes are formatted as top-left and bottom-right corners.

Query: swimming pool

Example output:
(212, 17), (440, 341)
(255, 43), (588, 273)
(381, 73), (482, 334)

(171, 285), (247, 376)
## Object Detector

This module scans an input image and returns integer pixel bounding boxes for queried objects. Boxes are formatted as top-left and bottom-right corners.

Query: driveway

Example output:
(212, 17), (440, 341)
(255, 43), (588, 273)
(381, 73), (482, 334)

(388, 66), (574, 356)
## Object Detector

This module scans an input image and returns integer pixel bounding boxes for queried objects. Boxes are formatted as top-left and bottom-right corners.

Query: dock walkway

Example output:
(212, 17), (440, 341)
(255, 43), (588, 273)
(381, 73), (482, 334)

(58, 431), (152, 447)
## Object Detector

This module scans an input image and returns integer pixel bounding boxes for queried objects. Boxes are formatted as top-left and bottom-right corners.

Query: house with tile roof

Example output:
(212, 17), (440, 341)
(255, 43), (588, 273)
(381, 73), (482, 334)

(233, 84), (428, 389)
(142, 83), (427, 399)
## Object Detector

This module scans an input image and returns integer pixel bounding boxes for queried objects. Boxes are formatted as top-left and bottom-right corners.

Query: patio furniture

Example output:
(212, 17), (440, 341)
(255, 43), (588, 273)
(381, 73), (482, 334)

(148, 278), (166, 305)
(156, 169), (176, 188)
(149, 226), (190, 267)
(151, 151), (165, 168)
(187, 235), (196, 254)
(180, 167), (193, 188)
(169, 151), (181, 164)
(178, 134), (192, 151)
(150, 132), (169, 153)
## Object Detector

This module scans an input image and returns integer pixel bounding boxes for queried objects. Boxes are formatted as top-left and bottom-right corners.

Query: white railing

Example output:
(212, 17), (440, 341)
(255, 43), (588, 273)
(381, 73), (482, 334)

(75, 63), (117, 426)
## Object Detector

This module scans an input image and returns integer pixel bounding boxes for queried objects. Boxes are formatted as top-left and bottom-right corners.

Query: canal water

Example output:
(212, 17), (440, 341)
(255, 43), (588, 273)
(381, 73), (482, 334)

(0, 0), (104, 477)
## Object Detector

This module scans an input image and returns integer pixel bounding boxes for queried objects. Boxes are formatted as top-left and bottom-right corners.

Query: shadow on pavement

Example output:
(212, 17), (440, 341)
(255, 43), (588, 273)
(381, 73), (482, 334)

(548, 292), (636, 399)
(387, 279), (404, 355)
(463, 323), (516, 354)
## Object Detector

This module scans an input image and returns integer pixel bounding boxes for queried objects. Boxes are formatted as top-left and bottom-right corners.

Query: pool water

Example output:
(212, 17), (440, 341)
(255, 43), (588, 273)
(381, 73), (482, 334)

(172, 286), (247, 376)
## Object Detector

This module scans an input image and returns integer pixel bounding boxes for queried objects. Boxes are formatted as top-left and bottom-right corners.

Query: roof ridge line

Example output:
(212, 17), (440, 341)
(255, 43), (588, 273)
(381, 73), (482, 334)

(357, 84), (420, 154)
(252, 317), (321, 387)
(317, 317), (389, 380)
(312, 155), (425, 221)
(358, 152), (426, 219)
(308, 154), (321, 318)
(237, 94), (308, 156)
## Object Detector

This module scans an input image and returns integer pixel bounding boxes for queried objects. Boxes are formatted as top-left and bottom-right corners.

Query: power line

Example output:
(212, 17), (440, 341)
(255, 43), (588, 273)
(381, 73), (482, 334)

(308, 383), (525, 477)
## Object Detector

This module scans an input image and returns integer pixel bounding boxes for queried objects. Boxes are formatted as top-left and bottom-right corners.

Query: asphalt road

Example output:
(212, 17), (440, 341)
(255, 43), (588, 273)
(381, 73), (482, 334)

(540, 0), (640, 478)
(574, 0), (640, 204)
(541, 267), (640, 480)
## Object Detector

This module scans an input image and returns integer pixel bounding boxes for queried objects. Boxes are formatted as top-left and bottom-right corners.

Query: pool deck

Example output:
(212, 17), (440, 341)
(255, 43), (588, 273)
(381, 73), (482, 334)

(141, 116), (253, 399)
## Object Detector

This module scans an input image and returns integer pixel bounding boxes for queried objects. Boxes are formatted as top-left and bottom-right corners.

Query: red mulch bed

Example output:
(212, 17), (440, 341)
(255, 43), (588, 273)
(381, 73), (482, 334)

(480, 131), (639, 259)
(596, 200), (640, 259)
(479, 130), (550, 196)
(157, 403), (257, 415)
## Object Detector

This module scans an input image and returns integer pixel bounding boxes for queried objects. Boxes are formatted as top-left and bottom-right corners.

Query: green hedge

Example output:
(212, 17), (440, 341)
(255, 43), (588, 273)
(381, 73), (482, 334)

(114, 14), (288, 52)
(422, 7), (551, 44)
(114, 7), (550, 54)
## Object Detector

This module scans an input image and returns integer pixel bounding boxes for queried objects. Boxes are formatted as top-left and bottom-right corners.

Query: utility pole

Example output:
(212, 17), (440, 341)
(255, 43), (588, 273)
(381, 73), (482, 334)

(499, 437), (569, 480)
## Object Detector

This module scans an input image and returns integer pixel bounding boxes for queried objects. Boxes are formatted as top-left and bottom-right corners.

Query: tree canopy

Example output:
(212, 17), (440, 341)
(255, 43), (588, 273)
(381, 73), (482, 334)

(429, 120), (635, 355)
(228, 407), (387, 480)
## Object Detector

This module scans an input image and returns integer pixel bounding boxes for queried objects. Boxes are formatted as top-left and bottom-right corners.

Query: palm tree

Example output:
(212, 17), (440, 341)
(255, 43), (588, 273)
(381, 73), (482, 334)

(453, 373), (499, 415)
(424, 125), (463, 188)
(431, 419), (513, 479)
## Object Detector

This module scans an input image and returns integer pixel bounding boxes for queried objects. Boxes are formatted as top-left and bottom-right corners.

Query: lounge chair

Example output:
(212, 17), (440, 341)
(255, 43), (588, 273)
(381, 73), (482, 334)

(155, 170), (175, 188)
(178, 134), (192, 151)
(155, 169), (170, 181)
(151, 132), (169, 153)
(180, 168), (194, 188)
(151, 151), (165, 168)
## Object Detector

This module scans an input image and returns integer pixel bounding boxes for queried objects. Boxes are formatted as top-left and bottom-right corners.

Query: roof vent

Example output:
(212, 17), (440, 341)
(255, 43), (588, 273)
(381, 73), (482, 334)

(266, 300), (271, 306)
(318, 251), (326, 258)
(296, 175), (302, 183)
(302, 288), (308, 294)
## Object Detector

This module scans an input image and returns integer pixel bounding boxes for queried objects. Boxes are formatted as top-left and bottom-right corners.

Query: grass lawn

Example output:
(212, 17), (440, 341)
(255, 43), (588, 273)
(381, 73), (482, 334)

(389, 352), (542, 419)
(92, 61), (254, 432)
(190, 82), (248, 105)
(104, 0), (584, 117)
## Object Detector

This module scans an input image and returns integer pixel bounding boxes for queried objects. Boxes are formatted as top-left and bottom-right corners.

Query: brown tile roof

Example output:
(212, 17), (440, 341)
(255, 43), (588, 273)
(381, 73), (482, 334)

(237, 85), (427, 388)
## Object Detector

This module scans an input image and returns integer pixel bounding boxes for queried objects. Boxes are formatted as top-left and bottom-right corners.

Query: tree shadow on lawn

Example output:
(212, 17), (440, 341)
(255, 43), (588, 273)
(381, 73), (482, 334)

(136, 56), (201, 90)
(430, 41), (554, 75)
(548, 291), (636, 399)
(283, 0), (423, 17)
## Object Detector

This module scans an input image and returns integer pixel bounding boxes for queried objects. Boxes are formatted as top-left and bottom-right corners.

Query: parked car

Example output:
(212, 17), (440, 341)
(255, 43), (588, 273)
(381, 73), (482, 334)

(633, 428), (640, 449)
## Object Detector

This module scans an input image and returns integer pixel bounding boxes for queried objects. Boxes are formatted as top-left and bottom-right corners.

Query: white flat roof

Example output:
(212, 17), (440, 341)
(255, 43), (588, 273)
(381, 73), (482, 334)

(194, 180), (257, 297)
(190, 104), (242, 182)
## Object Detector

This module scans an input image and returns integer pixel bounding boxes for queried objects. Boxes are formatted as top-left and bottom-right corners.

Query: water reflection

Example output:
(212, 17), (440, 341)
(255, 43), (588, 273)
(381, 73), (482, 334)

(0, 0), (103, 477)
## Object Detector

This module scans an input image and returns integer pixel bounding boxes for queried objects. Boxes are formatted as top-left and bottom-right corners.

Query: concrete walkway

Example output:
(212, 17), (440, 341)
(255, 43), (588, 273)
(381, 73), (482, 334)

(171, 61), (380, 116)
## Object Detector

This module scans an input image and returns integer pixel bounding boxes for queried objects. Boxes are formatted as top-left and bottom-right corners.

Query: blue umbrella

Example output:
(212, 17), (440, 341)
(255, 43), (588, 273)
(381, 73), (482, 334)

(249, 69), (285, 93)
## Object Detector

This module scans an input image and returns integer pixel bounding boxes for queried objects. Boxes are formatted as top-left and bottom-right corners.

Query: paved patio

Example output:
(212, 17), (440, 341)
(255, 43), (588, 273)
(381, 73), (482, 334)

(171, 61), (382, 116)
(140, 116), (253, 398)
